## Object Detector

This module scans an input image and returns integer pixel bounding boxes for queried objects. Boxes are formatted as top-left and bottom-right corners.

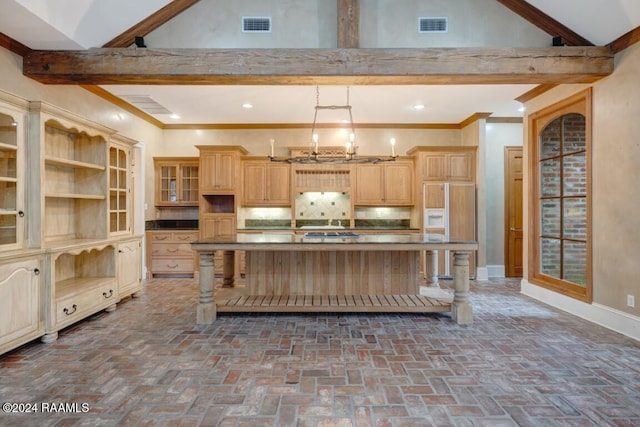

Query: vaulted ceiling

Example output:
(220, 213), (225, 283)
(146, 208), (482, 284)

(1, 0), (638, 127)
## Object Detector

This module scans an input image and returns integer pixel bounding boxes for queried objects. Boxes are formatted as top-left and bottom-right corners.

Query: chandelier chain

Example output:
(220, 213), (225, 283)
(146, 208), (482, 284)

(268, 86), (397, 164)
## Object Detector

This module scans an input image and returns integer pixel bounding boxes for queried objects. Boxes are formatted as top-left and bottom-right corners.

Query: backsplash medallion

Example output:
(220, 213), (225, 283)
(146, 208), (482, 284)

(295, 192), (351, 226)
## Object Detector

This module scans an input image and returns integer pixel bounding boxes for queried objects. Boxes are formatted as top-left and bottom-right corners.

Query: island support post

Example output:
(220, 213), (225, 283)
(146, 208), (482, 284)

(451, 251), (473, 324)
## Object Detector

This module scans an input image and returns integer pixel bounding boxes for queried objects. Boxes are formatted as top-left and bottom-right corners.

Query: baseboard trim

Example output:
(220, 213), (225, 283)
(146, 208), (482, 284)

(487, 265), (505, 278)
(521, 279), (640, 342)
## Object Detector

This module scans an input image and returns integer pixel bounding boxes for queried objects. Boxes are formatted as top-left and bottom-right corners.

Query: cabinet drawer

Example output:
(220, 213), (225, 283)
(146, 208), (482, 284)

(151, 258), (194, 274)
(149, 231), (198, 242)
(171, 232), (198, 242)
(149, 232), (173, 242)
(150, 242), (193, 257)
(56, 282), (116, 326)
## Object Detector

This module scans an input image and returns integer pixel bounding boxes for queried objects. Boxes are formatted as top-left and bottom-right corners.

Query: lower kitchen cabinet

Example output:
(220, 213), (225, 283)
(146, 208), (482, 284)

(117, 236), (143, 299)
(0, 253), (43, 355)
(146, 230), (198, 277)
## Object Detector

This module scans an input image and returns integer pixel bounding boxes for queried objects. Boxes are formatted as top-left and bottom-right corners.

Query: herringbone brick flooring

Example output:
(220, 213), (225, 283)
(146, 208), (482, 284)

(1, 278), (639, 426)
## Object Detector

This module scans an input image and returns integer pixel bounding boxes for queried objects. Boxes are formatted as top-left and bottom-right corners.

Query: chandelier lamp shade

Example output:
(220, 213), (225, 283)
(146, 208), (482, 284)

(269, 86), (398, 164)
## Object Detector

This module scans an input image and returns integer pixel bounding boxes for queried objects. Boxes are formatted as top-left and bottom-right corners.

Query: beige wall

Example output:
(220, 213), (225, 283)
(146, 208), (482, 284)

(485, 123), (523, 269)
(145, 0), (550, 49)
(361, 0), (550, 48)
(146, 0), (338, 48)
(524, 43), (640, 317)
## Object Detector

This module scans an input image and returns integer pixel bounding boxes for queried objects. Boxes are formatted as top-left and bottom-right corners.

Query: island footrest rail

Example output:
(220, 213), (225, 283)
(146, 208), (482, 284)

(216, 294), (451, 313)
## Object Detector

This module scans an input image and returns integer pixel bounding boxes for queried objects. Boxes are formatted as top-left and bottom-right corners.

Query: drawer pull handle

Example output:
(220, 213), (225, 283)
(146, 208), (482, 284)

(63, 304), (78, 315)
(155, 236), (168, 240)
(177, 236), (192, 240)
(103, 289), (114, 299)
(167, 248), (179, 253)
(167, 264), (179, 269)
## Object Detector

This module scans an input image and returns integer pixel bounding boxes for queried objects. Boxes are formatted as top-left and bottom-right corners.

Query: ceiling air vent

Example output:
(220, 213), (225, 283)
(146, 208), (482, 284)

(242, 16), (272, 33)
(119, 95), (172, 115)
(418, 17), (448, 33)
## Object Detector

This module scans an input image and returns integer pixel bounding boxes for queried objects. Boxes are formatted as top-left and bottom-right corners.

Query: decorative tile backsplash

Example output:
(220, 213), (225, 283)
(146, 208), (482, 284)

(354, 206), (412, 220)
(295, 192), (351, 225)
(238, 207), (292, 227)
(237, 197), (414, 229)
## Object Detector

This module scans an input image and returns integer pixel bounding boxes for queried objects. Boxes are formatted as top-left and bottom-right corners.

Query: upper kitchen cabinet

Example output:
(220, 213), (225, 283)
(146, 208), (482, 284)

(197, 146), (248, 193)
(0, 91), (28, 252)
(354, 159), (414, 206)
(409, 147), (477, 182)
(242, 158), (290, 206)
(154, 157), (199, 206)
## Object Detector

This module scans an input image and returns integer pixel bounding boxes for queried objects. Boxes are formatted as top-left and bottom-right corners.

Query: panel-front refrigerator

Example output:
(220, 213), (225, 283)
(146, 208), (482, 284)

(423, 182), (476, 278)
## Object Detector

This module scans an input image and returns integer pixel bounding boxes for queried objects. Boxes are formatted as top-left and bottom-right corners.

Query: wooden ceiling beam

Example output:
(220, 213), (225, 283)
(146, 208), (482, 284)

(103, 0), (200, 48)
(496, 0), (593, 46)
(23, 46), (613, 85)
(0, 32), (32, 56)
(338, 0), (360, 48)
(608, 25), (640, 54)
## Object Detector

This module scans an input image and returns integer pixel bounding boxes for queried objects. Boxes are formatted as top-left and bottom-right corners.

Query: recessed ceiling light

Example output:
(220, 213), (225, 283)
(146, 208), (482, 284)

(242, 103), (253, 109)
(518, 106), (526, 112)
(413, 104), (425, 110)
(170, 113), (181, 119)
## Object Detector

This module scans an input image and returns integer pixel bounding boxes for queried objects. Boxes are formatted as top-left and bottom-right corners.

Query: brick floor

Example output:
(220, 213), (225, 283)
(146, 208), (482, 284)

(0, 278), (639, 426)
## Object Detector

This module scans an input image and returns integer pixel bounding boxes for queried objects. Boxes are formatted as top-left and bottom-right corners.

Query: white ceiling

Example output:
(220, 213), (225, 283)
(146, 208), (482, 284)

(1, 0), (638, 125)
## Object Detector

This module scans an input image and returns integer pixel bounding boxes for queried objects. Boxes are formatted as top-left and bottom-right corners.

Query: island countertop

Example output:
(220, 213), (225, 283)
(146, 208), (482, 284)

(192, 232), (478, 251)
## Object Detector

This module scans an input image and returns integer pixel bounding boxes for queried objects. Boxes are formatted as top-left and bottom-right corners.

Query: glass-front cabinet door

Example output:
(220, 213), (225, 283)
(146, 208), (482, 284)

(159, 163), (178, 204)
(154, 158), (198, 206)
(0, 109), (24, 251)
(109, 144), (131, 235)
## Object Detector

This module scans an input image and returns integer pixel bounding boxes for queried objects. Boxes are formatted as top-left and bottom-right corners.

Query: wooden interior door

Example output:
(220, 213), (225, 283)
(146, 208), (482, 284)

(505, 146), (523, 277)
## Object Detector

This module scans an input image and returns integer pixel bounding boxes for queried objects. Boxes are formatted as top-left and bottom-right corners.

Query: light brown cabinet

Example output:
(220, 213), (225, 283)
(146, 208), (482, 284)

(147, 230), (198, 277)
(354, 160), (414, 205)
(242, 160), (290, 206)
(201, 215), (237, 276)
(154, 157), (198, 206)
(415, 149), (475, 182)
(411, 146), (477, 278)
(423, 182), (476, 276)
(198, 146), (247, 193)
(201, 215), (236, 238)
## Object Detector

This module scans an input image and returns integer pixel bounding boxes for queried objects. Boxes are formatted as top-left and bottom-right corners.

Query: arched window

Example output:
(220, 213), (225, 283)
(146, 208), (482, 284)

(528, 89), (591, 302)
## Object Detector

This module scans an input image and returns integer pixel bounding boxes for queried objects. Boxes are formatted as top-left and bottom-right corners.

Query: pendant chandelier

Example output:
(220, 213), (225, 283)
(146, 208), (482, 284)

(269, 86), (398, 164)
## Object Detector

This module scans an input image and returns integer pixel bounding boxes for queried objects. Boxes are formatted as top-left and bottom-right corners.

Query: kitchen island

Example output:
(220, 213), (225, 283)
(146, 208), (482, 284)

(191, 233), (477, 325)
